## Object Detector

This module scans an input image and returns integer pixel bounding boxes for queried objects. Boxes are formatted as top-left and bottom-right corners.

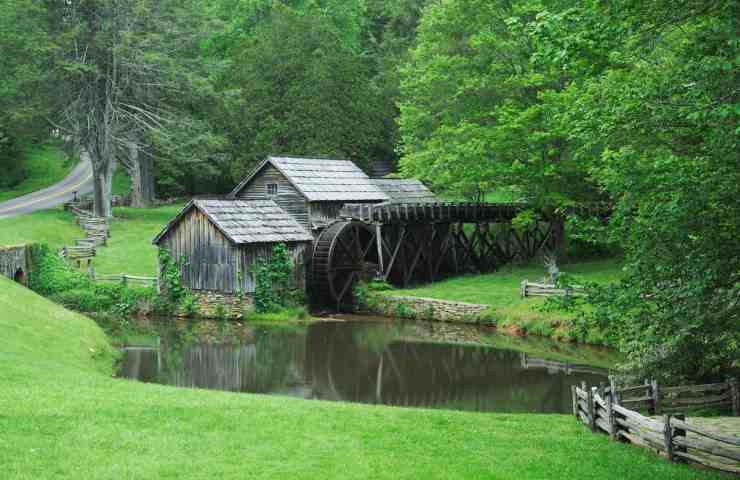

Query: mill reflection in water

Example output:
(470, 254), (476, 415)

(119, 320), (608, 413)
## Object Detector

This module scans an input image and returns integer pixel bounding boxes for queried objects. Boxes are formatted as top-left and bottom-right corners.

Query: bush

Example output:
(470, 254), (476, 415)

(29, 243), (153, 315)
(253, 243), (303, 313)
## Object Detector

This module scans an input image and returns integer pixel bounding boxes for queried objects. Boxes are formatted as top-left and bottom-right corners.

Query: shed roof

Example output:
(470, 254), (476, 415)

(153, 199), (313, 245)
(230, 156), (390, 202)
(371, 179), (439, 203)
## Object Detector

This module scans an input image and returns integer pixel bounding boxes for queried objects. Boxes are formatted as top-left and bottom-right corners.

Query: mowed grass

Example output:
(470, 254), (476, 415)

(388, 258), (624, 342)
(93, 203), (185, 276)
(0, 209), (83, 249)
(0, 144), (74, 203)
(0, 203), (184, 276)
(0, 277), (724, 480)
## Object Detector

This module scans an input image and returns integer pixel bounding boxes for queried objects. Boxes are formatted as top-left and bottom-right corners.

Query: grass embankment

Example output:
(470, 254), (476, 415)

(0, 203), (183, 276)
(0, 143), (74, 203)
(0, 277), (723, 479)
(388, 258), (623, 343)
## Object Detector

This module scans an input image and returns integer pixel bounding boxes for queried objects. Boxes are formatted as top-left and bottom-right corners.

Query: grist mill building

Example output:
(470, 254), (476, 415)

(154, 156), (438, 300)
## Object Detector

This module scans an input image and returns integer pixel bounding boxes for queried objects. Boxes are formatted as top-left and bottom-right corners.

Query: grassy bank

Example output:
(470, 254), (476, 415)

(386, 258), (623, 343)
(0, 276), (722, 479)
(0, 143), (74, 203)
(0, 203), (183, 276)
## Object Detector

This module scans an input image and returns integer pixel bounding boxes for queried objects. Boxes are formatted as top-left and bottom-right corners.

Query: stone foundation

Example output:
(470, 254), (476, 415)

(0, 244), (31, 285)
(366, 294), (491, 324)
(185, 291), (255, 320)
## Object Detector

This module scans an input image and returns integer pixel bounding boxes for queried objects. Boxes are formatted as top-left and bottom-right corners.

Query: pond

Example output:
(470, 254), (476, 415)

(117, 316), (612, 414)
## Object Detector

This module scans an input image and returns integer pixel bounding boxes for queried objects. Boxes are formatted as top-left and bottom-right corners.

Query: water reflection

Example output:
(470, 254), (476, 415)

(119, 320), (608, 413)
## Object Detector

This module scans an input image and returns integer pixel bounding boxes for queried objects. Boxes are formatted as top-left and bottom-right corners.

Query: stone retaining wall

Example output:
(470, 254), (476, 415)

(185, 290), (254, 319)
(0, 244), (31, 285)
(366, 294), (491, 324)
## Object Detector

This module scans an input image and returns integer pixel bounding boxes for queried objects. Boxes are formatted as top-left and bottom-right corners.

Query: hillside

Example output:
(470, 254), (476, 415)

(0, 276), (723, 479)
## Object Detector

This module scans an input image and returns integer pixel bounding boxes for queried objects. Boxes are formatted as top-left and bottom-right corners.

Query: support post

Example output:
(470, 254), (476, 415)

(375, 223), (384, 275)
(587, 384), (596, 432)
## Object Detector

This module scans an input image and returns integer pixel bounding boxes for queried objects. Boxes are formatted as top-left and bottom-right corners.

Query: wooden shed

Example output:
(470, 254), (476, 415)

(153, 199), (313, 294)
(229, 156), (390, 233)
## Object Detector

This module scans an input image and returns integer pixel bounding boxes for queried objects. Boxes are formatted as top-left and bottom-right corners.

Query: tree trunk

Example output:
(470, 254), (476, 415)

(127, 141), (155, 208)
(90, 148), (115, 218)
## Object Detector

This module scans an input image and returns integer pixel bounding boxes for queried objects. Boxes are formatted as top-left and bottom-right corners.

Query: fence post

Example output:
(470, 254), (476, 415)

(520, 280), (527, 299)
(588, 386), (597, 432)
(609, 376), (620, 405)
(571, 385), (578, 418)
(651, 379), (661, 415)
(729, 377), (739, 416)
(663, 415), (674, 462)
(646, 379), (655, 415)
(606, 390), (616, 442)
(121, 274), (128, 286)
(673, 414), (686, 462)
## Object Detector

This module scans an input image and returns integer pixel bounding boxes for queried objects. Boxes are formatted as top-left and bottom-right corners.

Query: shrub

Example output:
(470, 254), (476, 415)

(253, 243), (303, 313)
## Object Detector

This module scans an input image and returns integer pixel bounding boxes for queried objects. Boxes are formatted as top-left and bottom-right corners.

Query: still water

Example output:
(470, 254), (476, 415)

(118, 318), (610, 413)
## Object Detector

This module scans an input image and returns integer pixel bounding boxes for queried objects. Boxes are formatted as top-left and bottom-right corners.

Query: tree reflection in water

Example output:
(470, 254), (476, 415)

(119, 320), (608, 413)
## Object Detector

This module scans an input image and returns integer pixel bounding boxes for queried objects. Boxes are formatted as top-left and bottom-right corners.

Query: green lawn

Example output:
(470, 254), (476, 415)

(0, 276), (723, 480)
(93, 203), (184, 276)
(0, 143), (75, 203)
(387, 258), (624, 342)
(0, 203), (184, 276)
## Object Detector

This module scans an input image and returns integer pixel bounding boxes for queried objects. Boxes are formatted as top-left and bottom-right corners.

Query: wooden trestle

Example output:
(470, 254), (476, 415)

(311, 202), (572, 309)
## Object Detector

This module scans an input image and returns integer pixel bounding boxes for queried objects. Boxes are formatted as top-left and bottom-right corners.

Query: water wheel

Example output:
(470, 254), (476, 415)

(311, 220), (379, 310)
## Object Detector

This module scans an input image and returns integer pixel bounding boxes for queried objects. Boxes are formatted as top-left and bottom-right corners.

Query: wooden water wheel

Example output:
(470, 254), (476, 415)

(311, 220), (380, 310)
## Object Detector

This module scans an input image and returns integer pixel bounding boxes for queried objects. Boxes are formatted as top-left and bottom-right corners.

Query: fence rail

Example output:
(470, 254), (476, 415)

(520, 280), (586, 298)
(573, 379), (740, 474)
(90, 270), (158, 288)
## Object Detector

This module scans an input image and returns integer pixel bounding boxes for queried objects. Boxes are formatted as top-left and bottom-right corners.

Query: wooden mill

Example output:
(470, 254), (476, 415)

(155, 156), (564, 310)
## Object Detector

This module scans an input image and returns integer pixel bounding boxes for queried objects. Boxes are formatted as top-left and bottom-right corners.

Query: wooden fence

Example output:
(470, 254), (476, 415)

(90, 270), (158, 288)
(573, 380), (740, 474)
(520, 280), (586, 299)
(610, 377), (740, 416)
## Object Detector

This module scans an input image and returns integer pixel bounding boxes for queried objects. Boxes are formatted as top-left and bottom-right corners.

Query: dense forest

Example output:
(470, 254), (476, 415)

(1, 0), (738, 381)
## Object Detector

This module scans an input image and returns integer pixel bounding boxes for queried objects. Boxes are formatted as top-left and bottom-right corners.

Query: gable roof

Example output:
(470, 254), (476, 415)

(153, 199), (312, 245)
(230, 156), (390, 202)
(371, 179), (439, 204)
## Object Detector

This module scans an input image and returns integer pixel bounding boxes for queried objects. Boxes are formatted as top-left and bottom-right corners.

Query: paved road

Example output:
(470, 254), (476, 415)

(0, 154), (93, 219)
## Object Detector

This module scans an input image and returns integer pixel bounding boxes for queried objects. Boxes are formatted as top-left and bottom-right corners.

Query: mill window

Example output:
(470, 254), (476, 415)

(266, 183), (278, 196)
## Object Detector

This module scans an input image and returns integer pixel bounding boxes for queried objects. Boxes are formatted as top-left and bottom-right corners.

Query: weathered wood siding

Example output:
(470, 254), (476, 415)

(159, 209), (239, 292)
(310, 201), (378, 232)
(237, 243), (307, 293)
(159, 209), (308, 294)
(235, 165), (310, 229)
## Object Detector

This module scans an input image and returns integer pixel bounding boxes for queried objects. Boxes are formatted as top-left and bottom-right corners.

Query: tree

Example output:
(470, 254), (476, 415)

(44, 0), (212, 215)
(397, 0), (600, 206)
(534, 0), (740, 381)
(218, 5), (385, 179)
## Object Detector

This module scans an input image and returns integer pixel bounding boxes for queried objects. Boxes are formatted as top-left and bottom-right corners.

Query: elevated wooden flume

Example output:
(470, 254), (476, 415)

(310, 201), (609, 309)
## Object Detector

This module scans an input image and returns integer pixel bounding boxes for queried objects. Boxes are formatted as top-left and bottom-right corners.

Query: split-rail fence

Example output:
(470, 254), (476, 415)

(573, 378), (740, 474)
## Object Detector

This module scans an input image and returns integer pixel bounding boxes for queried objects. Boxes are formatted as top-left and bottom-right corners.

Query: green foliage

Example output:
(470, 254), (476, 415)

(29, 243), (152, 315)
(243, 306), (310, 322)
(394, 303), (416, 319)
(353, 279), (391, 310)
(158, 248), (187, 304)
(28, 244), (91, 296)
(253, 243), (302, 313)
(219, 6), (385, 179)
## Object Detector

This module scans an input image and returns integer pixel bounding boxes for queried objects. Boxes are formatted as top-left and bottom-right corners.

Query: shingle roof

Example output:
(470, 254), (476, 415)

(371, 179), (439, 203)
(153, 199), (312, 245)
(231, 156), (390, 202)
